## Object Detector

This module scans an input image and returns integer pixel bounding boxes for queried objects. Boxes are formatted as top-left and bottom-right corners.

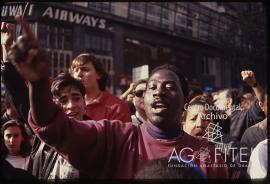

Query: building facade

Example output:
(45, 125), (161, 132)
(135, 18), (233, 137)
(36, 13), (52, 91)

(1, 2), (266, 96)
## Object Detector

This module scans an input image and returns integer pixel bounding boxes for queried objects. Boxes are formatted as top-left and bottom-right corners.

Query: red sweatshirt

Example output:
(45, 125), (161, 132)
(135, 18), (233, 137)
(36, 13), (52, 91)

(29, 109), (240, 179)
(84, 91), (131, 122)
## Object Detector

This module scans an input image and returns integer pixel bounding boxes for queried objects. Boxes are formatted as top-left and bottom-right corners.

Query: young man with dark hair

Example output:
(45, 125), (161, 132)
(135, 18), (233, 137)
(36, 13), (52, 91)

(51, 72), (88, 121)
(28, 72), (91, 179)
(7, 15), (248, 180)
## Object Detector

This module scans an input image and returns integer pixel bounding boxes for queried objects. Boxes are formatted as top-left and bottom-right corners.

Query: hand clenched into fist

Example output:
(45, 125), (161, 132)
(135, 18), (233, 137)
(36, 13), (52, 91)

(241, 70), (257, 87)
(1, 22), (15, 47)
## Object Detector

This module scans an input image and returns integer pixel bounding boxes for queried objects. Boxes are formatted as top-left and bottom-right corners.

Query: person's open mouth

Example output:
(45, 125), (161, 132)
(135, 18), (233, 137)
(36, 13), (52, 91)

(152, 100), (169, 114)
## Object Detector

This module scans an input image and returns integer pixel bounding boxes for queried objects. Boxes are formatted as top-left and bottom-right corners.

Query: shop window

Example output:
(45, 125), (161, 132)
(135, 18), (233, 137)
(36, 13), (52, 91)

(88, 2), (111, 12)
(146, 4), (161, 27)
(129, 2), (146, 23)
(177, 3), (188, 15)
(110, 2), (128, 18)
(66, 54), (71, 68)
(162, 9), (174, 31)
(60, 53), (64, 68)
(199, 21), (209, 40)
(53, 52), (58, 68)
(86, 34), (112, 53)
(38, 23), (72, 50)
(129, 2), (146, 11)
(176, 13), (187, 27)
(48, 50), (73, 78)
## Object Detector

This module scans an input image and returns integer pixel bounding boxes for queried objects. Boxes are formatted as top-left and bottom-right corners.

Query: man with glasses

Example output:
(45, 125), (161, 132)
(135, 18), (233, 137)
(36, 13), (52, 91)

(131, 79), (148, 125)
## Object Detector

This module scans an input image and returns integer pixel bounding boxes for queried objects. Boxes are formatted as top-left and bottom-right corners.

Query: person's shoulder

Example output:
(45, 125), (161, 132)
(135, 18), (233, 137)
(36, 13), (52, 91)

(242, 122), (265, 139)
(103, 91), (122, 101)
(95, 118), (133, 127)
(251, 139), (267, 158)
(94, 119), (138, 136)
(257, 139), (268, 148)
(103, 91), (129, 106)
(182, 132), (213, 148)
(242, 124), (259, 136)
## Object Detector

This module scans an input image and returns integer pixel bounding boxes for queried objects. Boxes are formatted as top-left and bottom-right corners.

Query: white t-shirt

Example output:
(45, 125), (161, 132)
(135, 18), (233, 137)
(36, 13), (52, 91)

(48, 155), (79, 180)
(6, 154), (30, 170)
(247, 139), (268, 179)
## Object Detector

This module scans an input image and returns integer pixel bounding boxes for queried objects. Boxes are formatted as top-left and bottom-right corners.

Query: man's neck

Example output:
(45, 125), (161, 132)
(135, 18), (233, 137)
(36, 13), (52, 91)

(85, 88), (102, 104)
(226, 106), (234, 116)
(136, 109), (147, 121)
(146, 121), (182, 140)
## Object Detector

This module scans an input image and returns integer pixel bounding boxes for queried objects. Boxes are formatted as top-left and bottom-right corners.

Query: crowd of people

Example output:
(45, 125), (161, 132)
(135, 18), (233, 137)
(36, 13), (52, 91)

(1, 15), (268, 181)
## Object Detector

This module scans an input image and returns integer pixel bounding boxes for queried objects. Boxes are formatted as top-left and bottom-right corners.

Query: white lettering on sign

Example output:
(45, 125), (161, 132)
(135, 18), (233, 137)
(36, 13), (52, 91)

(42, 6), (53, 18)
(82, 16), (91, 26)
(99, 19), (106, 29)
(69, 12), (84, 24)
(59, 10), (68, 21)
(42, 6), (106, 29)
(1, 4), (35, 17)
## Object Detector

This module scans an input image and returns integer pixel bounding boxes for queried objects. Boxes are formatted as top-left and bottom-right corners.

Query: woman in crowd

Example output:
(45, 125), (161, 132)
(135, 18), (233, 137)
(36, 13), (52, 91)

(182, 95), (240, 163)
(1, 120), (31, 170)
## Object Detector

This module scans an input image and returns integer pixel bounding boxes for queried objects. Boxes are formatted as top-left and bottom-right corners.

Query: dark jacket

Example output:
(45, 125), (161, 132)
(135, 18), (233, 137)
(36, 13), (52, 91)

(1, 61), (30, 124)
(1, 159), (37, 181)
(27, 114), (92, 179)
(229, 100), (265, 141)
(240, 119), (267, 170)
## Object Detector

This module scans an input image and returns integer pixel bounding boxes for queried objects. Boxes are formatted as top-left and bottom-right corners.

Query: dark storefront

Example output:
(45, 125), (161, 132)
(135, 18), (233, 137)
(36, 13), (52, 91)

(2, 2), (264, 96)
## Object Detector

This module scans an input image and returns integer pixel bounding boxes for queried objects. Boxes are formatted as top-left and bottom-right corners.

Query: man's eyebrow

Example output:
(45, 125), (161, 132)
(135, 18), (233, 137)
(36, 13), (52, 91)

(148, 79), (177, 83)
(71, 93), (82, 97)
(165, 80), (177, 84)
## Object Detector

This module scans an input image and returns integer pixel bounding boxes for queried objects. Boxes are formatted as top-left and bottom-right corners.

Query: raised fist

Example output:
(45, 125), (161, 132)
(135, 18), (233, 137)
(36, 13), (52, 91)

(1, 22), (15, 47)
(241, 70), (256, 87)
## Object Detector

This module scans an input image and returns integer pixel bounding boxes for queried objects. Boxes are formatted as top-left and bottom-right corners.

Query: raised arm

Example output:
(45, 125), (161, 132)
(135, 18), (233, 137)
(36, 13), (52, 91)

(120, 82), (135, 101)
(241, 70), (264, 105)
(1, 22), (29, 123)
(7, 15), (56, 126)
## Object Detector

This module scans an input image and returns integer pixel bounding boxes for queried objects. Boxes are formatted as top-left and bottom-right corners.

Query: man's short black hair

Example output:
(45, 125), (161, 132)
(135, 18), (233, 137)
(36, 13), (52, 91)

(150, 64), (189, 100)
(220, 88), (243, 106)
(51, 72), (86, 98)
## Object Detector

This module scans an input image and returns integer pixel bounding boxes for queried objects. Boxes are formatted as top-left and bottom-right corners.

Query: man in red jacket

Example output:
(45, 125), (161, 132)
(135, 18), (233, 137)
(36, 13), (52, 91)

(69, 53), (131, 122)
(7, 15), (247, 179)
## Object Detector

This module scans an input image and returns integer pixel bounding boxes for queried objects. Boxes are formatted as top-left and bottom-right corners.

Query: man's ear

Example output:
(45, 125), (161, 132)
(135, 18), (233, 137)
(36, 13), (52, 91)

(258, 100), (264, 111)
(96, 73), (101, 80)
(181, 121), (186, 130)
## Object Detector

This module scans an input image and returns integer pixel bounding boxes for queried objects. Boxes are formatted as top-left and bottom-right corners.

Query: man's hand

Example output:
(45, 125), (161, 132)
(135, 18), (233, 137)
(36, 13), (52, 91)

(1, 22), (15, 62)
(241, 70), (257, 87)
(7, 15), (50, 82)
(1, 22), (15, 47)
